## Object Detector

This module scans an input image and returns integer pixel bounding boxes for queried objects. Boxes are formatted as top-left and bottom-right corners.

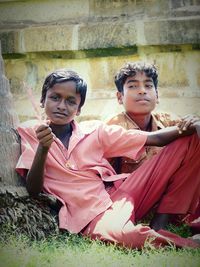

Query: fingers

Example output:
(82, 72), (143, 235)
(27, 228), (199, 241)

(193, 119), (200, 138)
(36, 124), (52, 138)
(177, 115), (199, 134)
(195, 124), (200, 138)
(35, 124), (54, 148)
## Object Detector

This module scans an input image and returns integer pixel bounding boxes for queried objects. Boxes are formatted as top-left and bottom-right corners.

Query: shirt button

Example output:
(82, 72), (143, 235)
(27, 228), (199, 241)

(66, 162), (71, 168)
(66, 162), (75, 169)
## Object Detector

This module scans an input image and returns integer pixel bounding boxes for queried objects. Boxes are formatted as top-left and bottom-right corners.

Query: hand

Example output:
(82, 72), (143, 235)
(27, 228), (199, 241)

(193, 120), (200, 138)
(35, 122), (55, 149)
(177, 115), (200, 135)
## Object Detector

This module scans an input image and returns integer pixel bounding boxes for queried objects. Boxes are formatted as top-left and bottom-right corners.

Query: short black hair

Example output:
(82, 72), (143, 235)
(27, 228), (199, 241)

(114, 61), (158, 94)
(40, 69), (87, 109)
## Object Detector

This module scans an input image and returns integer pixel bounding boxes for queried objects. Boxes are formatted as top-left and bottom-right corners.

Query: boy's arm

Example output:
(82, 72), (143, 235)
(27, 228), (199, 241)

(145, 125), (196, 147)
(26, 124), (54, 196)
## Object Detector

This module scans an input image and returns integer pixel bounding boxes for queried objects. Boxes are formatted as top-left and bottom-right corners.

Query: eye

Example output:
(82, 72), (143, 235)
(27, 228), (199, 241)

(145, 84), (153, 89)
(66, 98), (77, 105)
(50, 94), (60, 101)
(129, 84), (138, 89)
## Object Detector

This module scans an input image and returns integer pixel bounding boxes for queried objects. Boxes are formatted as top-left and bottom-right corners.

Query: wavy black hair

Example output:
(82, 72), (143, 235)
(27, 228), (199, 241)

(40, 69), (87, 109)
(114, 61), (158, 94)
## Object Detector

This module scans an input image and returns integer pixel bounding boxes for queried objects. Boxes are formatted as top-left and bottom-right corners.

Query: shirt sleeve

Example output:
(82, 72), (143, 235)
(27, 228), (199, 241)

(98, 123), (147, 159)
(15, 123), (38, 178)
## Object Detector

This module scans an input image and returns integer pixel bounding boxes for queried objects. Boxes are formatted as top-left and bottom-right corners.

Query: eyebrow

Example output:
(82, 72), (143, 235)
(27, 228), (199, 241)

(67, 96), (77, 100)
(126, 79), (153, 84)
(49, 91), (76, 98)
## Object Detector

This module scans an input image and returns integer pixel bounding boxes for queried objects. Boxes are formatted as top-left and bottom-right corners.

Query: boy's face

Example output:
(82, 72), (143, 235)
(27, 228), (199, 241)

(117, 71), (158, 116)
(44, 81), (81, 125)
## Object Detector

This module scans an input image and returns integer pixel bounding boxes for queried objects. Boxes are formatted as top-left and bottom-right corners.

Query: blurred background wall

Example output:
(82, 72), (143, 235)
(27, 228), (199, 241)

(0, 0), (200, 121)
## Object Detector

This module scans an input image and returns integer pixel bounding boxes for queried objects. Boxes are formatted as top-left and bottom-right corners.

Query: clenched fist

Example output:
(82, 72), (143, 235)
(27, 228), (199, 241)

(35, 123), (54, 149)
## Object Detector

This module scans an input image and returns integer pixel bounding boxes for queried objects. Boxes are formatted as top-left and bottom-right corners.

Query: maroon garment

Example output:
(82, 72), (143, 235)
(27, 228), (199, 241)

(83, 134), (200, 249)
(107, 112), (200, 234)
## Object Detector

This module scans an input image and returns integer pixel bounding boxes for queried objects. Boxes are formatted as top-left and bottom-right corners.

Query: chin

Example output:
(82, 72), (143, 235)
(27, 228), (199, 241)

(129, 109), (152, 115)
(50, 120), (69, 126)
(137, 106), (155, 114)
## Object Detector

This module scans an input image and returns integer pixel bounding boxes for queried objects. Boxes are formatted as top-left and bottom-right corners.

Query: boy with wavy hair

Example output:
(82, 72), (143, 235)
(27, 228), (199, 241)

(107, 61), (200, 232)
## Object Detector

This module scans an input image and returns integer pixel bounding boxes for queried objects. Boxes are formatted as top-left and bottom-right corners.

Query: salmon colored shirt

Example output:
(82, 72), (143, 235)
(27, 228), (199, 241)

(107, 112), (180, 173)
(16, 120), (147, 233)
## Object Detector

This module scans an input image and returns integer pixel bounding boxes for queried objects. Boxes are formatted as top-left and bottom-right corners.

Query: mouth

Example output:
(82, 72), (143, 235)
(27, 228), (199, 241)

(136, 98), (150, 103)
(53, 112), (68, 117)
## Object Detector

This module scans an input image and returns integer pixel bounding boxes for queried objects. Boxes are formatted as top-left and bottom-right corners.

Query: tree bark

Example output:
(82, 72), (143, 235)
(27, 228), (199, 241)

(0, 43), (21, 187)
(0, 43), (59, 239)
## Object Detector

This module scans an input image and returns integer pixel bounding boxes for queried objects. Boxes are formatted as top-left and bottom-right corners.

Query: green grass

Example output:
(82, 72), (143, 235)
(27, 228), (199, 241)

(167, 223), (193, 238)
(0, 231), (200, 267)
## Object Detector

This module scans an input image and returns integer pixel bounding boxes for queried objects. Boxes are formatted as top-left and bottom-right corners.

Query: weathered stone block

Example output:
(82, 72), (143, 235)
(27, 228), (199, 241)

(78, 22), (137, 49)
(0, 31), (20, 54)
(23, 25), (76, 52)
(0, 0), (89, 25)
(143, 19), (200, 45)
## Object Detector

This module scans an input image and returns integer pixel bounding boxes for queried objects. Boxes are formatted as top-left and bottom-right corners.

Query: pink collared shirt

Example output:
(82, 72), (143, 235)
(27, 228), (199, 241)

(16, 120), (147, 233)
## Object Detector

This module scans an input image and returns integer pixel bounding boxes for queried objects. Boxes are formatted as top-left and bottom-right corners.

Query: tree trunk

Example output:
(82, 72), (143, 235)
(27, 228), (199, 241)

(0, 43), (59, 239)
(0, 43), (21, 187)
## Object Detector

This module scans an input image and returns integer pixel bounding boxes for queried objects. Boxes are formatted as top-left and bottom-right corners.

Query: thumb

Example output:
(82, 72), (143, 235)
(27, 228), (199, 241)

(46, 119), (51, 125)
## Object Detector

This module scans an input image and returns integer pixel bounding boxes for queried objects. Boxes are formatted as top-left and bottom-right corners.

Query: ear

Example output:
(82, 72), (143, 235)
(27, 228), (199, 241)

(156, 94), (159, 104)
(40, 102), (44, 108)
(76, 108), (81, 116)
(117, 92), (123, 105)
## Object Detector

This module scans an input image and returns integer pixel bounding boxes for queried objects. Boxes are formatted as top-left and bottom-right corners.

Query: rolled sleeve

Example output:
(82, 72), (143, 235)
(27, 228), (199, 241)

(15, 121), (38, 177)
(99, 124), (147, 160)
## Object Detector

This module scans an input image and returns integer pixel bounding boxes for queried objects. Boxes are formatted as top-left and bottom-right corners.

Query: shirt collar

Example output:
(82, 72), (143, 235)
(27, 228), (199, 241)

(76, 119), (103, 135)
(151, 114), (165, 130)
(66, 120), (102, 155)
(123, 112), (165, 131)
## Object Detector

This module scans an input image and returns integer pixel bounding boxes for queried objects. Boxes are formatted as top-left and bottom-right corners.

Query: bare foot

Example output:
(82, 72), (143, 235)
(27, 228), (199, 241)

(190, 234), (200, 245)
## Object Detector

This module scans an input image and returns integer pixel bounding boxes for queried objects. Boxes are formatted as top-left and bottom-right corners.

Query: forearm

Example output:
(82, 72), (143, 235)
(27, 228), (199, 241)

(26, 145), (49, 196)
(146, 126), (195, 146)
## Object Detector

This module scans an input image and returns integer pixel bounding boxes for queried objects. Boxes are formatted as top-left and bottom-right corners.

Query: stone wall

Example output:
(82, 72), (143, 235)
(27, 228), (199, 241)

(0, 0), (200, 120)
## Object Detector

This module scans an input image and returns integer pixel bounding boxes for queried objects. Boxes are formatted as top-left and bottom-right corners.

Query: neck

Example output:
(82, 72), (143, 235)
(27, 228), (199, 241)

(50, 123), (72, 139)
(125, 112), (152, 131)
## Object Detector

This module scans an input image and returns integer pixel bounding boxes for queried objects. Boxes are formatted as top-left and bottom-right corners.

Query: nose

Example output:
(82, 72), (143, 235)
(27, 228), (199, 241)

(138, 85), (146, 94)
(57, 99), (66, 110)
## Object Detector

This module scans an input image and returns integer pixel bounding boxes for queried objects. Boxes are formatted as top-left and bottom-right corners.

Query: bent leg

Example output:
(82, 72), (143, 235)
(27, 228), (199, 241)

(82, 194), (199, 249)
(83, 134), (200, 249)
(112, 133), (200, 221)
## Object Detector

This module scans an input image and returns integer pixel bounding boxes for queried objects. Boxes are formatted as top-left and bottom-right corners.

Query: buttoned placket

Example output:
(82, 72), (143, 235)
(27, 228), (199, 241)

(54, 138), (75, 169)
(53, 128), (85, 170)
